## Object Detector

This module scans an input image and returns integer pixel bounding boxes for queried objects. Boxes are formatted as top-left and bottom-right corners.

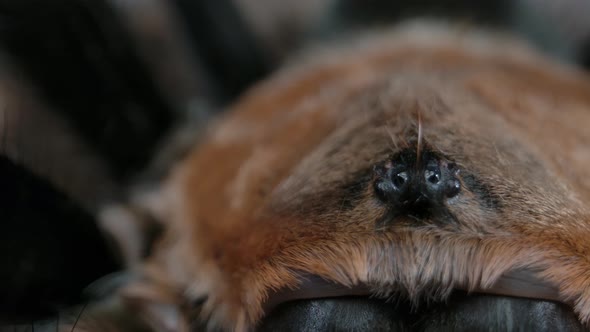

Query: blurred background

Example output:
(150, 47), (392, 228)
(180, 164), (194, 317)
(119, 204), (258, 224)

(0, 0), (589, 330)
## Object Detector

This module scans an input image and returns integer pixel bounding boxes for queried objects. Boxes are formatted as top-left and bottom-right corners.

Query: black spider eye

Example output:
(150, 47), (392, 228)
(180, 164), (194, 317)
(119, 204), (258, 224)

(374, 176), (394, 202)
(393, 171), (409, 188)
(447, 162), (458, 173)
(425, 169), (440, 184)
(373, 161), (412, 204)
(424, 160), (441, 185)
(372, 150), (464, 211)
(444, 179), (461, 198)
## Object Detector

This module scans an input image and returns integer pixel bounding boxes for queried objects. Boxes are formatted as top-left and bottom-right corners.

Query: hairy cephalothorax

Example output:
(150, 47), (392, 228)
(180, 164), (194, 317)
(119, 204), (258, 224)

(120, 22), (590, 331)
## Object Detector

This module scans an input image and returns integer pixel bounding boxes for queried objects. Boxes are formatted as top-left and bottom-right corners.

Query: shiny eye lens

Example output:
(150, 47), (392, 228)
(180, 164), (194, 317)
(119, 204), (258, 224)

(445, 179), (461, 198)
(425, 169), (440, 184)
(393, 171), (409, 188)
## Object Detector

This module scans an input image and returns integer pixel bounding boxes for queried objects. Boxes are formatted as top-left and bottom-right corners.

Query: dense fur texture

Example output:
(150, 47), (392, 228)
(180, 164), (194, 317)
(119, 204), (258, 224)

(122, 22), (590, 331)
